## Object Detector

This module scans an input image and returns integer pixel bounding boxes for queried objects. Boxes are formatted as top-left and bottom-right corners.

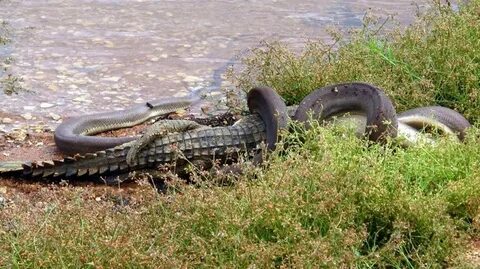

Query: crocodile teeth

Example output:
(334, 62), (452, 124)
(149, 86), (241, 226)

(53, 171), (65, 177)
(114, 148), (125, 157)
(22, 163), (33, 175)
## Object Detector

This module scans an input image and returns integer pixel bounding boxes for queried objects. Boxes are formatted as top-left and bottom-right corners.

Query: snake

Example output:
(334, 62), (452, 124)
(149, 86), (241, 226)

(54, 94), (200, 155)
(54, 82), (470, 155)
(293, 82), (398, 142)
(54, 86), (290, 156)
(121, 86), (289, 168)
(396, 106), (471, 141)
(247, 86), (289, 151)
(293, 82), (470, 142)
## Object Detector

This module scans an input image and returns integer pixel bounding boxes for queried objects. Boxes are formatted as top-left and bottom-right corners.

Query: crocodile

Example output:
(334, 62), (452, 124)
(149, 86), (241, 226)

(0, 82), (470, 180)
(0, 114), (267, 179)
(0, 86), (289, 179)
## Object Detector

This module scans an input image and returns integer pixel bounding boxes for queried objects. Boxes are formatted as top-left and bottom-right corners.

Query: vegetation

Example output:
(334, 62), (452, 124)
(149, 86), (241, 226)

(232, 0), (480, 123)
(1, 124), (479, 267)
(0, 20), (25, 95)
(1, 0), (480, 268)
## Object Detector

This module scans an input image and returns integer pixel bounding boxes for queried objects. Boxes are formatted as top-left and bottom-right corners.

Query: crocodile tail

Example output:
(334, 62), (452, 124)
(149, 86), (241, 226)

(0, 161), (24, 174)
(23, 143), (141, 178)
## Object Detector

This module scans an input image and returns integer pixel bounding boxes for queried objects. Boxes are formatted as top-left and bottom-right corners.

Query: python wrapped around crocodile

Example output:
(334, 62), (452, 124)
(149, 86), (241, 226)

(0, 82), (470, 179)
(0, 87), (290, 178)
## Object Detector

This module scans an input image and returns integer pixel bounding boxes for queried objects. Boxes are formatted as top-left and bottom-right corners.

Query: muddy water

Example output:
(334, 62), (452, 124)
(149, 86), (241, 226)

(0, 0), (428, 131)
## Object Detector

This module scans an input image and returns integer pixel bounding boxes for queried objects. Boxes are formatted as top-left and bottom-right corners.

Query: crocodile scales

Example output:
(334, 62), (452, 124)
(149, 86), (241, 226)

(3, 114), (266, 178)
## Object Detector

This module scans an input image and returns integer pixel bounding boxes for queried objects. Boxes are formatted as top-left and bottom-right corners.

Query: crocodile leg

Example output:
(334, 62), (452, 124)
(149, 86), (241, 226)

(126, 120), (205, 165)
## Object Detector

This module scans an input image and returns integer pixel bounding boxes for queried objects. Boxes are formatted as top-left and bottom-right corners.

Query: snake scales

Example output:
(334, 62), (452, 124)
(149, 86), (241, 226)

(0, 82), (471, 179)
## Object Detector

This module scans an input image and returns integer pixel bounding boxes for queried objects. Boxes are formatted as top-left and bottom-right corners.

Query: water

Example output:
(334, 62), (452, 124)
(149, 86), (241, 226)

(0, 0), (429, 130)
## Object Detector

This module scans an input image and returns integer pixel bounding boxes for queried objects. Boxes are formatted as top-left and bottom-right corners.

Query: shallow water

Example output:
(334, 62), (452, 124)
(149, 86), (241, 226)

(0, 0), (430, 130)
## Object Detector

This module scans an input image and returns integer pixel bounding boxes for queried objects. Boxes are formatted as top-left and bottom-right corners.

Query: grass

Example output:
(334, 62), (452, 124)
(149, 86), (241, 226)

(230, 0), (480, 122)
(0, 19), (25, 95)
(1, 125), (479, 267)
(1, 0), (480, 268)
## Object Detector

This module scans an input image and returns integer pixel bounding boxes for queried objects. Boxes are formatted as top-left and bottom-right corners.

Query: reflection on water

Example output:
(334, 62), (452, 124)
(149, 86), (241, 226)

(0, 0), (428, 130)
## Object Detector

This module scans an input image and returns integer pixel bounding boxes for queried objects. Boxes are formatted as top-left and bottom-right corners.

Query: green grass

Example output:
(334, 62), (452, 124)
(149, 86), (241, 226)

(231, 0), (480, 123)
(0, 20), (25, 95)
(1, 0), (480, 268)
(1, 125), (479, 267)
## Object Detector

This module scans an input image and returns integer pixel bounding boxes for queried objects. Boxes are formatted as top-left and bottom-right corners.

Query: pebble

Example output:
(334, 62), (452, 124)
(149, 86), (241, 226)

(73, 95), (90, 102)
(0, 196), (5, 208)
(104, 40), (115, 48)
(23, 106), (36, 111)
(102, 76), (121, 82)
(47, 84), (58, 91)
(21, 113), (33, 120)
(49, 112), (62, 121)
(40, 102), (55, 108)
(183, 75), (203, 83)
(1, 118), (13, 124)
(74, 78), (88, 85)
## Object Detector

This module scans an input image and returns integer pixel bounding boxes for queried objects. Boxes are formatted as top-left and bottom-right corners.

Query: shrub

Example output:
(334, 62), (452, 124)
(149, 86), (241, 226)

(231, 0), (480, 122)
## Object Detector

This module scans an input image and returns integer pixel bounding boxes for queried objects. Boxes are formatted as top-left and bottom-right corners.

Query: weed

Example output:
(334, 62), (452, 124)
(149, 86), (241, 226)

(0, 20), (26, 94)
(230, 0), (480, 123)
(1, 0), (480, 268)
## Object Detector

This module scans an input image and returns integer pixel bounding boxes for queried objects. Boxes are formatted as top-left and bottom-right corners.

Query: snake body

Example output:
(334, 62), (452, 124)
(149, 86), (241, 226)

(397, 106), (471, 141)
(294, 82), (398, 142)
(247, 86), (289, 151)
(327, 105), (471, 143)
(54, 82), (470, 157)
(1, 82), (472, 179)
(54, 95), (199, 154)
